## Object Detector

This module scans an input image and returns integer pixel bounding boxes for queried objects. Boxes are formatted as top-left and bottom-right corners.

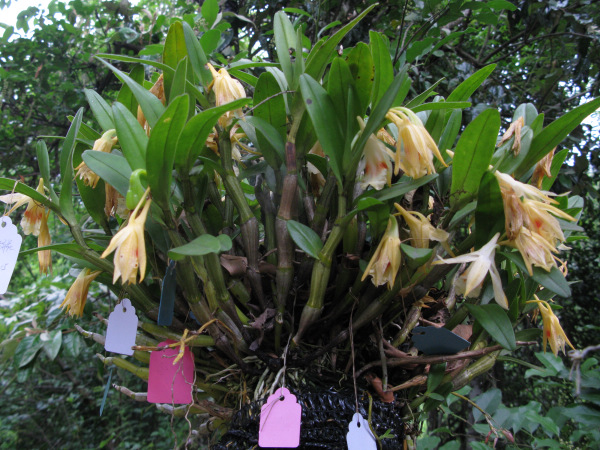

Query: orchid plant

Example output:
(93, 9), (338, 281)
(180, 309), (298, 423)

(1, 3), (598, 446)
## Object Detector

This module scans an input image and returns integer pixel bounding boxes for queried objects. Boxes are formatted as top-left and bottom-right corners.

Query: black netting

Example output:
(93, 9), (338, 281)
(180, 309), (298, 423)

(212, 389), (404, 449)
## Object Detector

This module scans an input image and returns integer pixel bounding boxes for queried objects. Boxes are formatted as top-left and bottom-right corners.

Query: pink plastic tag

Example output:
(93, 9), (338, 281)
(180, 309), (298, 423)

(0, 216), (22, 295)
(147, 339), (195, 404)
(346, 412), (377, 450)
(105, 299), (138, 356)
(258, 387), (301, 448)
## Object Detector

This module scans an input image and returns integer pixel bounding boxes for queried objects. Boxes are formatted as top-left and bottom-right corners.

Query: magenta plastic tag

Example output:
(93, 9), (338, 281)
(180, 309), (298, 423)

(147, 339), (194, 404)
(258, 387), (301, 448)
(105, 299), (138, 356)
(346, 412), (377, 450)
(0, 217), (22, 295)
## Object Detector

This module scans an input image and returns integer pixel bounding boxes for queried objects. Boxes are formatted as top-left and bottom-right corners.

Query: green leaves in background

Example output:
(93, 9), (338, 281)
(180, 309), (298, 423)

(450, 108), (500, 209)
(474, 171), (505, 248)
(113, 102), (148, 171)
(84, 89), (114, 132)
(287, 220), (323, 259)
(465, 304), (516, 351)
(82, 151), (131, 197)
(168, 234), (232, 259)
(162, 21), (187, 102)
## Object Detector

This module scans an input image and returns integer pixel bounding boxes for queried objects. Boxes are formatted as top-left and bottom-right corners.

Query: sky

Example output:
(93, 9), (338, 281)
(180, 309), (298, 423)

(2, 0), (51, 28)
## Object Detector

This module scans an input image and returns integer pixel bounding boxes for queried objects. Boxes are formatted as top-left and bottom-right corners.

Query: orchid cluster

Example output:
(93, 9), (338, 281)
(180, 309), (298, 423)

(1, 6), (595, 445)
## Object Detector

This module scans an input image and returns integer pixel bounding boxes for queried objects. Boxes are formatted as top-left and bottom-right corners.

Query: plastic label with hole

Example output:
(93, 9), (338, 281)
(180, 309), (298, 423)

(412, 326), (470, 355)
(346, 412), (377, 450)
(0, 216), (22, 295)
(147, 339), (194, 404)
(105, 299), (138, 356)
(258, 387), (301, 448)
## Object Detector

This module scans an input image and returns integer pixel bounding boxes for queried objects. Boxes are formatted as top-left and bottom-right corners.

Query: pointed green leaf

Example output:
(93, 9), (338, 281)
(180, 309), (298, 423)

(82, 151), (132, 197)
(36, 140), (58, 203)
(465, 304), (516, 351)
(345, 42), (373, 116)
(515, 97), (600, 178)
(163, 21), (187, 102)
(253, 71), (287, 141)
(328, 57), (355, 129)
(96, 58), (165, 129)
(116, 64), (145, 115)
(299, 74), (344, 183)
(287, 219), (323, 259)
(168, 233), (232, 259)
(500, 251), (571, 297)
(401, 244), (433, 267)
(369, 31), (393, 106)
(14, 335), (43, 368)
(238, 116), (285, 170)
(201, 0), (219, 28)
(369, 174), (438, 202)
(274, 11), (297, 89)
(42, 330), (62, 361)
(450, 108), (500, 209)
(475, 172), (505, 248)
(59, 108), (83, 223)
(84, 89), (115, 132)
(412, 101), (471, 113)
(112, 102), (148, 170)
(182, 22), (211, 87)
(169, 57), (188, 104)
(0, 178), (54, 210)
(174, 98), (249, 171)
(447, 64), (496, 102)
(146, 94), (189, 208)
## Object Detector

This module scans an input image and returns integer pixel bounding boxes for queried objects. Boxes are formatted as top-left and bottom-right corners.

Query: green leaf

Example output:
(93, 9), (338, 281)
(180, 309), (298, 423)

(405, 77), (444, 108)
(0, 178), (54, 210)
(273, 11), (297, 89)
(515, 97), (600, 178)
(163, 21), (188, 102)
(175, 98), (249, 171)
(412, 101), (471, 113)
(200, 29), (221, 55)
(305, 3), (377, 80)
(146, 94), (189, 208)
(369, 30), (393, 106)
(500, 251), (571, 297)
(14, 335), (43, 368)
(253, 71), (287, 141)
(59, 108), (83, 223)
(401, 244), (433, 267)
(305, 153), (328, 177)
(239, 116), (285, 170)
(36, 141), (58, 203)
(201, 0), (219, 28)
(287, 219), (323, 259)
(82, 151), (132, 197)
(426, 363), (447, 394)
(96, 58), (165, 129)
(169, 57), (188, 105)
(447, 64), (496, 102)
(182, 22), (211, 87)
(168, 234), (232, 259)
(345, 42), (373, 116)
(327, 57), (355, 131)
(300, 74), (344, 183)
(465, 304), (517, 351)
(474, 171), (505, 248)
(76, 155), (108, 230)
(112, 102), (148, 170)
(438, 109), (462, 153)
(84, 89), (114, 132)
(450, 108), (500, 209)
(370, 174), (438, 202)
(42, 330), (62, 361)
(62, 333), (82, 358)
(116, 65), (145, 115)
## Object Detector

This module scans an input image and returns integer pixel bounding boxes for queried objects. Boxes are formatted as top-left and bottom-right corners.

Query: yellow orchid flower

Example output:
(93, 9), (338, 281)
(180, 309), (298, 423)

(361, 216), (402, 290)
(498, 116), (524, 155)
(207, 63), (246, 128)
(527, 296), (574, 356)
(75, 129), (118, 189)
(0, 178), (47, 236)
(531, 149), (555, 189)
(358, 118), (394, 191)
(385, 107), (447, 179)
(393, 203), (449, 249)
(60, 268), (101, 317)
(433, 233), (508, 309)
(502, 228), (558, 275)
(101, 191), (152, 284)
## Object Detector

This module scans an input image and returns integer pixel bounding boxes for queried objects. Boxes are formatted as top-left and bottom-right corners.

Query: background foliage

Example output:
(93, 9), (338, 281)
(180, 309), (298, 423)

(1, 0), (599, 448)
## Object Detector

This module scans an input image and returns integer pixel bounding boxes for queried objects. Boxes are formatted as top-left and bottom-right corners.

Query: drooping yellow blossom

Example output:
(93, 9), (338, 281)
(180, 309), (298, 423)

(495, 170), (575, 272)
(101, 191), (152, 284)
(137, 74), (166, 133)
(207, 63), (246, 128)
(531, 149), (555, 189)
(358, 118), (394, 191)
(498, 116), (524, 155)
(37, 211), (52, 274)
(385, 107), (447, 179)
(433, 233), (508, 309)
(361, 216), (402, 290)
(503, 228), (558, 275)
(75, 129), (118, 189)
(393, 203), (449, 250)
(60, 268), (101, 317)
(0, 178), (47, 236)
(527, 296), (574, 356)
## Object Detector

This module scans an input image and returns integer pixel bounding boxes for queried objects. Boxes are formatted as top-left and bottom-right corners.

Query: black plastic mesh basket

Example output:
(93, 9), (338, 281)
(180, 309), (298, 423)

(212, 388), (404, 449)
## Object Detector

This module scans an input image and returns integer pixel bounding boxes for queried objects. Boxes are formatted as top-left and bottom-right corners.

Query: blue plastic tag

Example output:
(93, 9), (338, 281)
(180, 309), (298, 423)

(412, 326), (470, 355)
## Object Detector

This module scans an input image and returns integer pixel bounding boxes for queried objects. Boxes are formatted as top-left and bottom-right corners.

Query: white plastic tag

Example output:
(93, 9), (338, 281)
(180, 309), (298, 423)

(105, 299), (138, 355)
(346, 412), (377, 450)
(0, 216), (22, 295)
